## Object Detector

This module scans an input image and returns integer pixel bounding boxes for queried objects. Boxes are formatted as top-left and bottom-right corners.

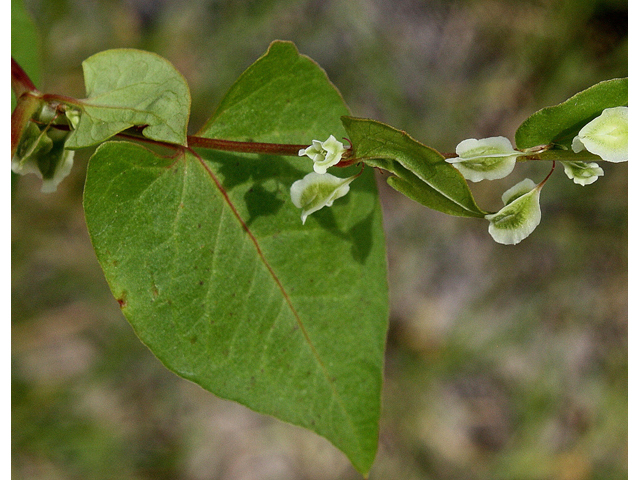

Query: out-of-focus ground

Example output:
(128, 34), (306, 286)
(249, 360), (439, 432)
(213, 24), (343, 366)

(12, 0), (627, 479)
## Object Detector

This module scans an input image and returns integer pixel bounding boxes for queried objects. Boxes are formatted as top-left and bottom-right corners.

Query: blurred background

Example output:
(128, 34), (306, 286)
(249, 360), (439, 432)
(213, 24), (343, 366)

(12, 0), (627, 478)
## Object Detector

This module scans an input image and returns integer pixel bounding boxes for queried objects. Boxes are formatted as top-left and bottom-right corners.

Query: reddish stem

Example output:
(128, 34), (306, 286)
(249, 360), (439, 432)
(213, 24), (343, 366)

(11, 93), (41, 158)
(11, 57), (38, 98)
(538, 161), (556, 188)
(11, 57), (340, 161)
(187, 136), (308, 156)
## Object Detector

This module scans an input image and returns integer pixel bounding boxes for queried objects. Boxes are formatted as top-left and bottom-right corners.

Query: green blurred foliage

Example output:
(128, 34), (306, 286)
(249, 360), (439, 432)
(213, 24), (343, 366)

(13, 0), (627, 479)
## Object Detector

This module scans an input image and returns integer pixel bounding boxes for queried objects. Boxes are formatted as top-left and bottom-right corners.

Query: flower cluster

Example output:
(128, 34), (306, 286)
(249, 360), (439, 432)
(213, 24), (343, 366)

(12, 103), (80, 193)
(292, 135), (357, 224)
(444, 106), (627, 244)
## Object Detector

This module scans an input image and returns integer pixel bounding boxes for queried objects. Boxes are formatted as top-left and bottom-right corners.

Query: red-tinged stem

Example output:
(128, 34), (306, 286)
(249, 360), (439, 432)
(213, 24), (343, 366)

(37, 124), (327, 159)
(12, 57), (38, 98)
(11, 93), (41, 158)
(187, 135), (309, 156)
(538, 161), (556, 188)
(41, 93), (85, 106)
(188, 135), (363, 165)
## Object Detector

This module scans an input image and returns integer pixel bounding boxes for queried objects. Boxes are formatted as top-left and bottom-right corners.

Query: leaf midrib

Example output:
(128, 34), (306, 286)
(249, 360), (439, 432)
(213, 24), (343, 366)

(191, 151), (364, 455)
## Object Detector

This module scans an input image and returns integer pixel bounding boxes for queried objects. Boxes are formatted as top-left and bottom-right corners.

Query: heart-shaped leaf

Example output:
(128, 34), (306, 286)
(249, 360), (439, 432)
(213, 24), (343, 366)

(66, 49), (191, 148)
(342, 116), (486, 218)
(515, 78), (627, 149)
(84, 41), (389, 475)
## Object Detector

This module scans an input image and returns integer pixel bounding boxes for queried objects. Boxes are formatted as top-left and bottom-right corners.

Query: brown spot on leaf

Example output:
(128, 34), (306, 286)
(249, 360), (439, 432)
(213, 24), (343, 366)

(117, 292), (128, 309)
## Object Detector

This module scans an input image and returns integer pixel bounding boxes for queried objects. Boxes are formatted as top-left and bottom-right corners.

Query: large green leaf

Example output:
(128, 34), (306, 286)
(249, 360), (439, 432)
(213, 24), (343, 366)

(84, 41), (388, 475)
(66, 49), (190, 148)
(342, 116), (486, 218)
(515, 78), (628, 149)
(11, 0), (41, 96)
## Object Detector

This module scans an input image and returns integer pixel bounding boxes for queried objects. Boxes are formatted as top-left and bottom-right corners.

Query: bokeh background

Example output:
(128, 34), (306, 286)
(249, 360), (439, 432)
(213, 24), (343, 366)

(12, 0), (627, 479)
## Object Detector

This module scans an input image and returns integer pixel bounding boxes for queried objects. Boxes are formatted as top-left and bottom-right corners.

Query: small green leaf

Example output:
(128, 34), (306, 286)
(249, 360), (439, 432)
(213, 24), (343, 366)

(85, 41), (388, 476)
(341, 116), (486, 218)
(66, 49), (191, 148)
(515, 78), (628, 150)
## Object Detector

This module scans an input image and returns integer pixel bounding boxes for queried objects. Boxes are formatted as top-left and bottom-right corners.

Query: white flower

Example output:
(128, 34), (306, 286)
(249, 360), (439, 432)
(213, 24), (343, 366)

(485, 178), (542, 245)
(41, 149), (75, 193)
(290, 172), (356, 224)
(560, 160), (604, 186)
(571, 106), (627, 163)
(11, 125), (75, 193)
(446, 136), (524, 182)
(298, 135), (347, 174)
(12, 148), (75, 193)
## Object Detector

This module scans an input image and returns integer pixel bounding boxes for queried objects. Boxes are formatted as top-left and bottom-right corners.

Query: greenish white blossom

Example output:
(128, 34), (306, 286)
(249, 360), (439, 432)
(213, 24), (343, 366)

(446, 136), (524, 182)
(12, 141), (75, 193)
(560, 161), (604, 186)
(485, 178), (542, 245)
(571, 106), (627, 163)
(65, 107), (81, 130)
(298, 135), (347, 174)
(290, 172), (356, 224)
(12, 121), (75, 193)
